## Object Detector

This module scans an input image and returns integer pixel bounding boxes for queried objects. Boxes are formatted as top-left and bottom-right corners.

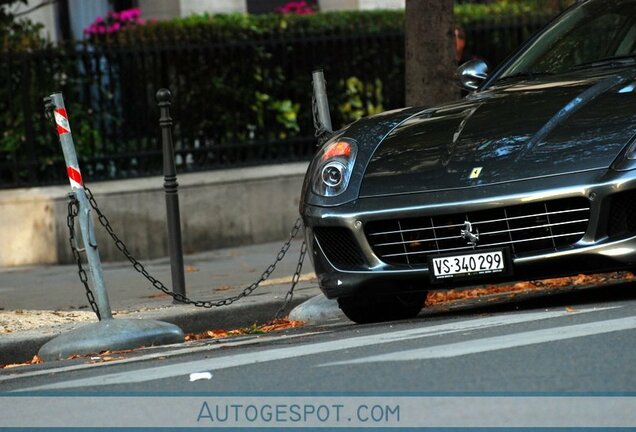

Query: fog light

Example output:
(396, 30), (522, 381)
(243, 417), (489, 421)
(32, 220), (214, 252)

(322, 162), (345, 187)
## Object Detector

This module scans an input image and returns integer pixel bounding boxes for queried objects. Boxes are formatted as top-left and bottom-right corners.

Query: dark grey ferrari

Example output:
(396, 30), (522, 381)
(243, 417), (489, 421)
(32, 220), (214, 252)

(301, 0), (636, 323)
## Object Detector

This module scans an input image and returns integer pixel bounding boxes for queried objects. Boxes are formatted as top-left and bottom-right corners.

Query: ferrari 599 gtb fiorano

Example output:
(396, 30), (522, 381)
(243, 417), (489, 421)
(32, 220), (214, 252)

(301, 0), (636, 323)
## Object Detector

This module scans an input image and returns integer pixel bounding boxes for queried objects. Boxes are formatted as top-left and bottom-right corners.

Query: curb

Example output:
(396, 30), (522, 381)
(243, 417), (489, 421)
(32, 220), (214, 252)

(0, 291), (315, 365)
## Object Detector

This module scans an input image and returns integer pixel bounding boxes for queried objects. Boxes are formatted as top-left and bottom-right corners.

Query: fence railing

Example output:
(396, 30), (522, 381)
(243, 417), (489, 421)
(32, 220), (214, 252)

(1, 13), (553, 188)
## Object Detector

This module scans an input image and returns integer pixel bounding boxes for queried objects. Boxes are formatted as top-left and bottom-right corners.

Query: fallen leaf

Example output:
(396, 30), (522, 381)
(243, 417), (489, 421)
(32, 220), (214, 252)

(213, 285), (233, 292)
(425, 271), (635, 306)
(145, 292), (170, 299)
(259, 319), (305, 332)
(99, 349), (137, 355)
(87, 355), (124, 364)
(1, 355), (43, 369)
(185, 265), (199, 273)
(184, 319), (305, 342)
(565, 306), (576, 313)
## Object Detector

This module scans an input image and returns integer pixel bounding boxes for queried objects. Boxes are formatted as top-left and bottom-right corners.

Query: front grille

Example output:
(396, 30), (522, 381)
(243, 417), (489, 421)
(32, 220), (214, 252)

(607, 190), (636, 239)
(366, 197), (591, 266)
(314, 227), (367, 269)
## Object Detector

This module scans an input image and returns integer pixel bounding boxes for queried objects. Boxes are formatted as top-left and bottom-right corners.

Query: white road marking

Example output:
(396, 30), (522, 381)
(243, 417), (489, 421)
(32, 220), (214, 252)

(0, 332), (326, 384)
(322, 316), (636, 366)
(15, 307), (616, 391)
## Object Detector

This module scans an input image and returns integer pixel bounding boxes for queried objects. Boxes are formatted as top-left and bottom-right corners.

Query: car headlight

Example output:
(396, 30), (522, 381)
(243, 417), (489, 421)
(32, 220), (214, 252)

(311, 138), (358, 197)
(613, 138), (636, 171)
(627, 140), (636, 160)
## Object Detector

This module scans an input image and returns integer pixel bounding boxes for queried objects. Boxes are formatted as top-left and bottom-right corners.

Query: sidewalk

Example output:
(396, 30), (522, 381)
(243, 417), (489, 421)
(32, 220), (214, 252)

(0, 239), (320, 364)
(4, 236), (634, 365)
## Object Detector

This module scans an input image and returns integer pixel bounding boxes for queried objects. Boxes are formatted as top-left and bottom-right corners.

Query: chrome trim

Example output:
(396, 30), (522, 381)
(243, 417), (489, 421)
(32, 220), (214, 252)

(368, 207), (589, 237)
(382, 231), (586, 258)
(480, 218), (589, 236)
(472, 208), (589, 226)
(374, 234), (463, 247)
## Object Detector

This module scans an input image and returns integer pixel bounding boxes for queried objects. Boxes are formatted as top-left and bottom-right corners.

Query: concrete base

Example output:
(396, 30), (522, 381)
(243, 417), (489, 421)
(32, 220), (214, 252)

(289, 294), (347, 324)
(37, 319), (185, 361)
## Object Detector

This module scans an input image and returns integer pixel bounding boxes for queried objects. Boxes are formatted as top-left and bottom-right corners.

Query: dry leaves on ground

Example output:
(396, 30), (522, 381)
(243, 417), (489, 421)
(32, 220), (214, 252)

(185, 318), (305, 342)
(145, 292), (170, 299)
(425, 271), (635, 306)
(1, 355), (43, 369)
(0, 348), (137, 369)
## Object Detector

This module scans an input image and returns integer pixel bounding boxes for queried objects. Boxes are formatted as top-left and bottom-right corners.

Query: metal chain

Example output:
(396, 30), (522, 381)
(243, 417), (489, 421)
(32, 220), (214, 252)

(66, 194), (101, 319)
(274, 239), (307, 319)
(83, 186), (306, 310)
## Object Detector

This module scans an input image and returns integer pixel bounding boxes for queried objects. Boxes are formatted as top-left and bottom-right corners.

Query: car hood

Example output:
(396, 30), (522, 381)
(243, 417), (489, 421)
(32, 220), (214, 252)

(360, 69), (636, 197)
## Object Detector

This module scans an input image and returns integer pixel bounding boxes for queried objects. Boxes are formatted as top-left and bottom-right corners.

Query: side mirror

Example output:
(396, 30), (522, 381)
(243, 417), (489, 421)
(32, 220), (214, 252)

(456, 59), (489, 92)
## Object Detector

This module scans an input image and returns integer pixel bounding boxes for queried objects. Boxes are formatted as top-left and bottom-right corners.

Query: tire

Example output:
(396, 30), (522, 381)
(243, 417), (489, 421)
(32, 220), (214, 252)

(337, 290), (427, 324)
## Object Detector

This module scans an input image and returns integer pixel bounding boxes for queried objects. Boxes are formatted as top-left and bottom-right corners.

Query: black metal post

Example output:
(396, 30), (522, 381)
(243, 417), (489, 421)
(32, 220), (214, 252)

(156, 88), (186, 301)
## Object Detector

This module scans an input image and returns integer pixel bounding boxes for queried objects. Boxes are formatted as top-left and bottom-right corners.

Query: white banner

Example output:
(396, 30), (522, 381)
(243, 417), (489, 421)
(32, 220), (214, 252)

(1, 395), (635, 428)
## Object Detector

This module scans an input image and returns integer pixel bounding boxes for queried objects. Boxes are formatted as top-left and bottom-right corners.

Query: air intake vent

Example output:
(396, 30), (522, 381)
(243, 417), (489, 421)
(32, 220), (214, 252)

(607, 190), (636, 238)
(314, 227), (367, 269)
(366, 197), (590, 267)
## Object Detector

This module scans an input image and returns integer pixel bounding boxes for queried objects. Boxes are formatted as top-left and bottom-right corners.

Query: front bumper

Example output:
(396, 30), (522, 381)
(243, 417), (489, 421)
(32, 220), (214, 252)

(302, 168), (636, 299)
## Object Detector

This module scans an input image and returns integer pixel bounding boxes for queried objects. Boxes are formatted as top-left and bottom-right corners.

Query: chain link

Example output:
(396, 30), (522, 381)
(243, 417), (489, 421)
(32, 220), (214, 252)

(67, 194), (101, 319)
(274, 239), (307, 319)
(81, 186), (306, 311)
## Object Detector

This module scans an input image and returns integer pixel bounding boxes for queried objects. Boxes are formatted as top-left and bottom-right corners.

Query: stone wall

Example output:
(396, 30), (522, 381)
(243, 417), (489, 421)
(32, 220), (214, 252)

(0, 163), (308, 267)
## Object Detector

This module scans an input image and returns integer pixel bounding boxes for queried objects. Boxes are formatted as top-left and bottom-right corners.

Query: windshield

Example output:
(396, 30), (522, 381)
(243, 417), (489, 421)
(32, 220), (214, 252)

(497, 0), (636, 82)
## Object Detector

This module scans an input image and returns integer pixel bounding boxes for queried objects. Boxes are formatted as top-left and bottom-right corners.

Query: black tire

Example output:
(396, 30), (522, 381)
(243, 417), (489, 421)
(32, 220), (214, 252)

(337, 290), (427, 324)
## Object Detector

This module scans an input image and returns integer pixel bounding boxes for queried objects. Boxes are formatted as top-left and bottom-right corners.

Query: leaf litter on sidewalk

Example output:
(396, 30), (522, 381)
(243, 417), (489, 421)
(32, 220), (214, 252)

(0, 319), (305, 369)
(424, 271), (635, 306)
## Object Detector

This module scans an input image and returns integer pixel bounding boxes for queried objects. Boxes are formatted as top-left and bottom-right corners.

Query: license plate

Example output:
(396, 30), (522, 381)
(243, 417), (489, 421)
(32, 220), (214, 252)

(429, 249), (510, 281)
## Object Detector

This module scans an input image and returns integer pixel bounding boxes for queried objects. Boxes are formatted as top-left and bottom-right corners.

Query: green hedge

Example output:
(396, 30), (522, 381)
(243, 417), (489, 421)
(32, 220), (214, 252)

(104, 2), (560, 44)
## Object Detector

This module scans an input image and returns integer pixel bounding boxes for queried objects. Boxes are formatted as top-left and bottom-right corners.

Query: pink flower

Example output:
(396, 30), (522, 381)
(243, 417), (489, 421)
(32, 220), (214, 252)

(277, 1), (314, 15)
(83, 7), (148, 37)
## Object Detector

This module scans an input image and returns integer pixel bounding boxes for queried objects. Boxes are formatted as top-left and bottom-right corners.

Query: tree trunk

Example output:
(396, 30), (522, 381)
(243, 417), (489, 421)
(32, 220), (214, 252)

(547, 0), (561, 12)
(405, 0), (457, 107)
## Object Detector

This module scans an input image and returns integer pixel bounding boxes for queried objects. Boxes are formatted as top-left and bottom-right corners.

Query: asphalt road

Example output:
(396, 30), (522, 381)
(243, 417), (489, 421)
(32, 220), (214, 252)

(2, 283), (636, 394)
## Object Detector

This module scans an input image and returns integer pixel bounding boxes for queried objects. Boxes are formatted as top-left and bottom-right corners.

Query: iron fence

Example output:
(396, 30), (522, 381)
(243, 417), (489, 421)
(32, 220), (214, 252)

(1, 13), (553, 188)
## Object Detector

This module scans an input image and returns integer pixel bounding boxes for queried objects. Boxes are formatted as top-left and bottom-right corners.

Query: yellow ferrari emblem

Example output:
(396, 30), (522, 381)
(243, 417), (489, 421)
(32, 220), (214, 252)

(470, 167), (483, 179)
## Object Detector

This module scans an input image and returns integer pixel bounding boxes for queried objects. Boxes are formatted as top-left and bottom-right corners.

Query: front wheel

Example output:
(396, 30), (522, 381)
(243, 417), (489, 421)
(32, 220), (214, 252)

(337, 290), (427, 324)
